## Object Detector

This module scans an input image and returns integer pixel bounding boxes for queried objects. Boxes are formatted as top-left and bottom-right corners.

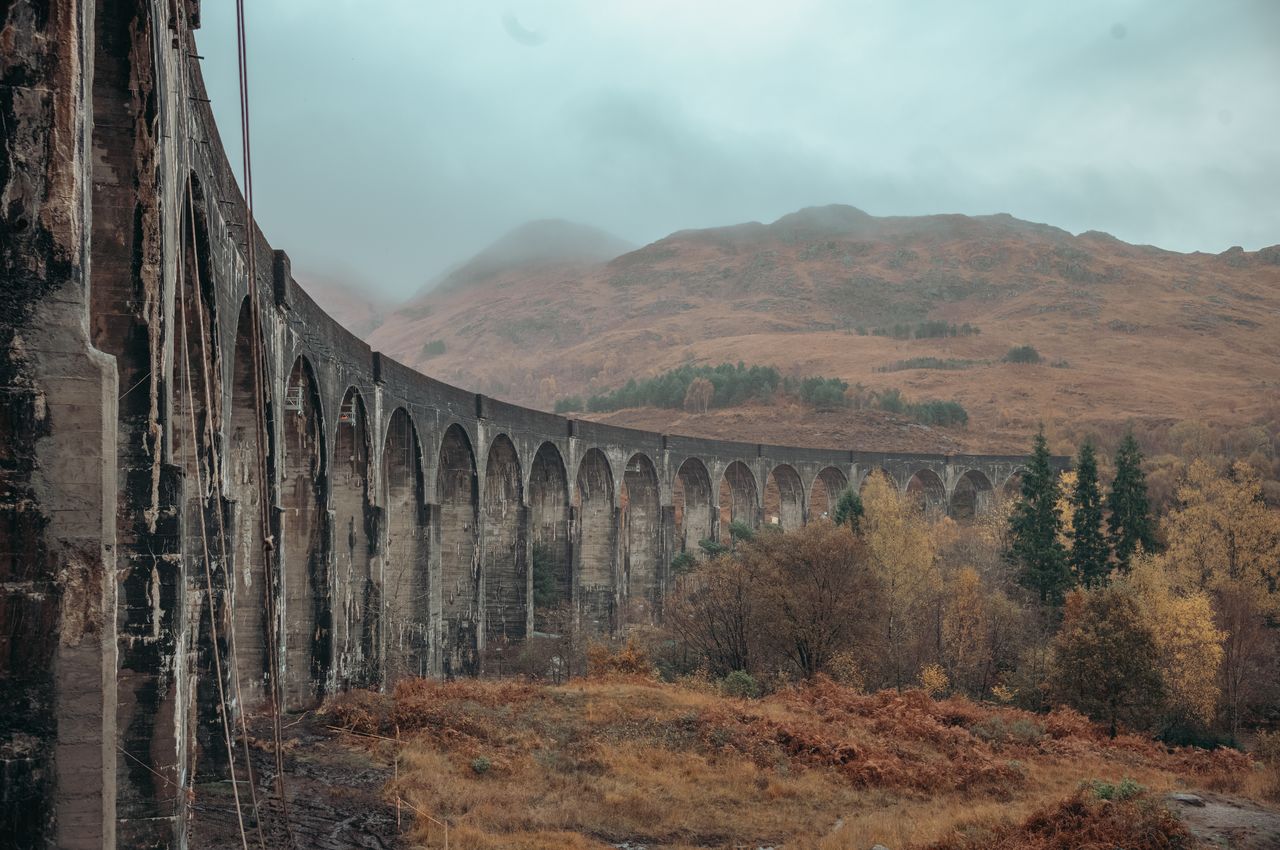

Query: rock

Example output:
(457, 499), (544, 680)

(871, 844), (892, 850)
(1169, 792), (1206, 807)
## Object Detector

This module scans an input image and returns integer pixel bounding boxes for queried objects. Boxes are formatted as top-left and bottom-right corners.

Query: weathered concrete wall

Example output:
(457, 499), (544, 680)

(0, 3), (1068, 846)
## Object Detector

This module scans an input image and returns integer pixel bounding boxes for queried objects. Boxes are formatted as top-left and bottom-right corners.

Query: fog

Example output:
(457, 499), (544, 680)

(197, 1), (1280, 300)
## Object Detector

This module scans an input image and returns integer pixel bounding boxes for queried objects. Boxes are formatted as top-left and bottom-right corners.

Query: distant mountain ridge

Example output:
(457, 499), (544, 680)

(426, 219), (636, 293)
(361, 204), (1280, 453)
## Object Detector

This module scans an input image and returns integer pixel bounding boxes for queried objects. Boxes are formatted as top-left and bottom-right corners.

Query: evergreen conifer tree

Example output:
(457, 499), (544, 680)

(1069, 440), (1110, 586)
(1107, 432), (1154, 568)
(1009, 429), (1070, 605)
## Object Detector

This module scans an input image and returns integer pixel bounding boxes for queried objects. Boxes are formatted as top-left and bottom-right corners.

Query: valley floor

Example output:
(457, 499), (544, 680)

(291, 676), (1276, 850)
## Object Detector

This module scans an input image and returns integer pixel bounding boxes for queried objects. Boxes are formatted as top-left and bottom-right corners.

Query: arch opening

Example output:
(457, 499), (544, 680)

(1002, 470), (1026, 501)
(718, 461), (760, 540)
(575, 449), (616, 634)
(621, 453), (661, 622)
(764, 464), (805, 530)
(282, 356), (329, 708)
(483, 435), (525, 651)
(673, 458), (714, 557)
(950, 469), (995, 520)
(906, 468), (948, 517)
(437, 424), (479, 676)
(332, 387), (376, 686)
(809, 466), (848, 521)
(228, 299), (269, 708)
(529, 443), (570, 633)
(383, 408), (428, 681)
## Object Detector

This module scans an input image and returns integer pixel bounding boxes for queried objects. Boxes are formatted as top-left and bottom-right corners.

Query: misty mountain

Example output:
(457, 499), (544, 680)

(427, 219), (636, 293)
(364, 202), (1280, 454)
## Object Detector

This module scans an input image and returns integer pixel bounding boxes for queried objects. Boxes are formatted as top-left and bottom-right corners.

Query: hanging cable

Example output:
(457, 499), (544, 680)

(178, 230), (251, 850)
(184, 177), (268, 850)
(233, 2), (296, 841)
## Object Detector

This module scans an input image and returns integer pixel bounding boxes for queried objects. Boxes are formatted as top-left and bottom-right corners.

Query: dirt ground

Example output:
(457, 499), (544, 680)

(187, 711), (402, 850)
(1171, 791), (1280, 850)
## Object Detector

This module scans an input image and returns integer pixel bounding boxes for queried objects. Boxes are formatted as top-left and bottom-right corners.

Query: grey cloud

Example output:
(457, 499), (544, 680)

(197, 1), (1280, 299)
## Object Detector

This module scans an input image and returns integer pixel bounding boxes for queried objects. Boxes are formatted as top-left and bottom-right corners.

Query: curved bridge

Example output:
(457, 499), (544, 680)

(0, 3), (1061, 846)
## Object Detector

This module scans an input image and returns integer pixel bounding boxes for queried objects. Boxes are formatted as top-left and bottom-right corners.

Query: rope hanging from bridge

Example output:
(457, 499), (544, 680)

(183, 174), (268, 850)
(177, 210), (252, 850)
(231, 1), (297, 843)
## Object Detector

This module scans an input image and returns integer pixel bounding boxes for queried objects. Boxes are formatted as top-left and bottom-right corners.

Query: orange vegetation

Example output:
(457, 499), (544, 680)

(328, 675), (1253, 849)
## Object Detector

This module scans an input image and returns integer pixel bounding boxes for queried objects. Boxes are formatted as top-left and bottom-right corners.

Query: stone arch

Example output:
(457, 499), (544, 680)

(227, 298), (270, 708)
(282, 355), (329, 708)
(1002, 469), (1026, 501)
(621, 452), (661, 621)
(719, 461), (760, 538)
(383, 408), (429, 680)
(529, 442), (570, 632)
(949, 469), (995, 520)
(906, 468), (947, 516)
(673, 457), (714, 556)
(331, 387), (375, 686)
(860, 467), (893, 493)
(482, 434), (526, 650)
(437, 423), (480, 676)
(809, 466), (848, 520)
(575, 449), (616, 634)
(764, 463), (805, 530)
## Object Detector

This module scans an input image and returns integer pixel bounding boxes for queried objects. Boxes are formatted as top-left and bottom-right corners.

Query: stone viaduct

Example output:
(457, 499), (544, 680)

(0, 2), (1061, 847)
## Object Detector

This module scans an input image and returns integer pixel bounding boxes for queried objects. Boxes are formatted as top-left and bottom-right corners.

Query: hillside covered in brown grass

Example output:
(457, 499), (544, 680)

(328, 675), (1269, 849)
(366, 207), (1280, 453)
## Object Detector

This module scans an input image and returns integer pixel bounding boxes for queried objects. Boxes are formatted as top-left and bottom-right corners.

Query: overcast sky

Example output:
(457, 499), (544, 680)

(197, 1), (1280, 300)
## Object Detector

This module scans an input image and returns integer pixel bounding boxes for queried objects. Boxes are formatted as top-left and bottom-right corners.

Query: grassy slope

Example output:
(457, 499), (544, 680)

(331, 676), (1257, 849)
(365, 208), (1280, 454)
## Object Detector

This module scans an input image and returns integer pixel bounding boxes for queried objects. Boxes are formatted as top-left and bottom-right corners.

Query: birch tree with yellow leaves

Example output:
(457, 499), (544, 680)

(1124, 551), (1225, 728)
(1161, 461), (1280, 733)
(860, 470), (939, 689)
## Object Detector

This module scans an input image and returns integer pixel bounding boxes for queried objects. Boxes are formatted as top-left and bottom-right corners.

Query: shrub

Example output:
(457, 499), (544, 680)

(922, 788), (1190, 850)
(789, 376), (849, 410)
(877, 357), (977, 372)
(571, 362), (783, 414)
(554, 396), (584, 414)
(875, 387), (906, 414)
(586, 639), (657, 678)
(721, 670), (761, 699)
(969, 716), (1046, 746)
(1004, 345), (1042, 364)
(471, 756), (492, 775)
(832, 488), (863, 530)
(1086, 777), (1145, 801)
(908, 399), (969, 427)
(698, 538), (729, 557)
(671, 551), (697, 575)
(1257, 730), (1280, 800)
(728, 519), (755, 542)
(421, 339), (446, 358)
(919, 663), (950, 697)
(531, 544), (562, 610)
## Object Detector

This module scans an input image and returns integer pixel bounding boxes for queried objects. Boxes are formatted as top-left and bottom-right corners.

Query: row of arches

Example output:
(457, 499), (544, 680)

(176, 273), (1018, 714)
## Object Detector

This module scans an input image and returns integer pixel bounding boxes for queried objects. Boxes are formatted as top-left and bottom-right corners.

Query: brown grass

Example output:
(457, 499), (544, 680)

(326, 676), (1256, 849)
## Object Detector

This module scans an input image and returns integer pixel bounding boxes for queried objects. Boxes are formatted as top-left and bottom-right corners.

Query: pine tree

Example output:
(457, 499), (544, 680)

(1009, 429), (1070, 605)
(1069, 440), (1110, 586)
(832, 487), (864, 531)
(1107, 432), (1154, 568)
